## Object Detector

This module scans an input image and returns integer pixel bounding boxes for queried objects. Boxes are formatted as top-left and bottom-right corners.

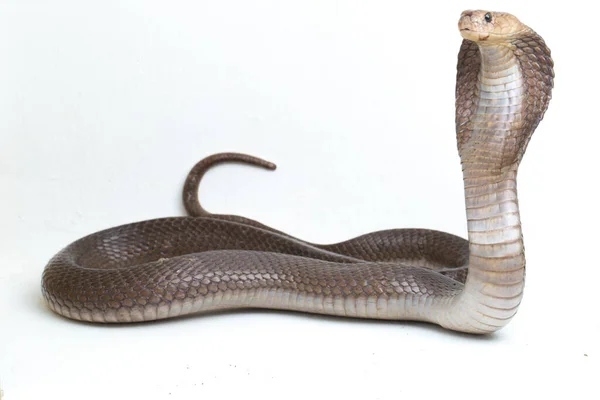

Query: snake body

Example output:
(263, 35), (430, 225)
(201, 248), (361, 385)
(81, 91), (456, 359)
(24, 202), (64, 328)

(42, 10), (554, 334)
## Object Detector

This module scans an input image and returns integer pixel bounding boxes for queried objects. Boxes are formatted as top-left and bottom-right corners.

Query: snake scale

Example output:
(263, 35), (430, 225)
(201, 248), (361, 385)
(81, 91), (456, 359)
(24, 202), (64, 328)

(42, 10), (554, 334)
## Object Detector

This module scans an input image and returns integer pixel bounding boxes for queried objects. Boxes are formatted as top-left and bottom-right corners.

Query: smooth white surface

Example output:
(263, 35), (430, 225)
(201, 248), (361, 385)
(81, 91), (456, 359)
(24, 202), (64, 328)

(1, 1), (598, 399)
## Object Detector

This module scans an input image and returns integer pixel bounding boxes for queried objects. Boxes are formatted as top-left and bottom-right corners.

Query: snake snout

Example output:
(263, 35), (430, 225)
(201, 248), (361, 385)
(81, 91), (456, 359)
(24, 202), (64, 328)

(458, 10), (474, 28)
(458, 13), (478, 40)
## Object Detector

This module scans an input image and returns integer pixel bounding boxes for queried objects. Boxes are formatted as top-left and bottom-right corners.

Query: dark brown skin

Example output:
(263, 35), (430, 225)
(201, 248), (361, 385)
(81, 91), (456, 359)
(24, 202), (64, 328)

(183, 152), (470, 279)
(41, 10), (553, 333)
(456, 26), (554, 167)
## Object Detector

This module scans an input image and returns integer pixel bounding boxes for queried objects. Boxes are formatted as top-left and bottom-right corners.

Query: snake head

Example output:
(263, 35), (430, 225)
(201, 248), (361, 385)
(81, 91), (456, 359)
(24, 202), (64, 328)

(458, 10), (528, 43)
(455, 10), (554, 171)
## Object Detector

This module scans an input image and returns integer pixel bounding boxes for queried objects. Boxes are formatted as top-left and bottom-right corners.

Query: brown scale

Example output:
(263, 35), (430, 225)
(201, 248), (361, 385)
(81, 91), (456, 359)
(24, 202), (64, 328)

(42, 11), (553, 332)
(456, 31), (554, 166)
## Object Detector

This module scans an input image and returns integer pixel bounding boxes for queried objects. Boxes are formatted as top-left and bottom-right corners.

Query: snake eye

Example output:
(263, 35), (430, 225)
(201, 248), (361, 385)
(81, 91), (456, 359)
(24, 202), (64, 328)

(484, 12), (492, 23)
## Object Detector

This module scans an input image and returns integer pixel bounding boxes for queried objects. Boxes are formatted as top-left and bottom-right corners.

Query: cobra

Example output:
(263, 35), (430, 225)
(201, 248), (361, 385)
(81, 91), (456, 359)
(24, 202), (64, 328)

(42, 10), (553, 334)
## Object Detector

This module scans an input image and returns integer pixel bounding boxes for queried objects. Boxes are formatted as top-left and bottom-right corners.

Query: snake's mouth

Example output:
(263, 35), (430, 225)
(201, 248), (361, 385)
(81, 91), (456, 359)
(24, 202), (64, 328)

(460, 28), (491, 42)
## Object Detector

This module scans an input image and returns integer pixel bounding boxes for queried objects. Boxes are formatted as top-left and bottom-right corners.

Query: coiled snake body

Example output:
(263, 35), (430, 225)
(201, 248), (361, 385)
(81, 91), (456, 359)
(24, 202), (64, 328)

(42, 10), (554, 334)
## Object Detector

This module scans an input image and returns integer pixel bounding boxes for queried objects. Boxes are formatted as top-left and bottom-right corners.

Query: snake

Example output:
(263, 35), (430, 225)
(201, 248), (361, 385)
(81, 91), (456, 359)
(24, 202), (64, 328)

(41, 10), (554, 334)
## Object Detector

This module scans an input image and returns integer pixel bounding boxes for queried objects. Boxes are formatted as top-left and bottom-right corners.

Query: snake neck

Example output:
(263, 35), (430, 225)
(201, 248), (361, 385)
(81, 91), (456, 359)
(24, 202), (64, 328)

(447, 167), (525, 333)
(459, 43), (526, 170)
(443, 43), (527, 333)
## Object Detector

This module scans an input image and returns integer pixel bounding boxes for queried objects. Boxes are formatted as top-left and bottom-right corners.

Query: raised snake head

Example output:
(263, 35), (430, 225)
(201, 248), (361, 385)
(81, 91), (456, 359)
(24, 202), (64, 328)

(458, 10), (528, 43)
(455, 10), (554, 170)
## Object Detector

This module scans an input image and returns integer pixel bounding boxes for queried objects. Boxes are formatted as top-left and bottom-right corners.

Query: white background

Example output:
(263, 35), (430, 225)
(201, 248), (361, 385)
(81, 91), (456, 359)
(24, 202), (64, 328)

(1, 1), (598, 399)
